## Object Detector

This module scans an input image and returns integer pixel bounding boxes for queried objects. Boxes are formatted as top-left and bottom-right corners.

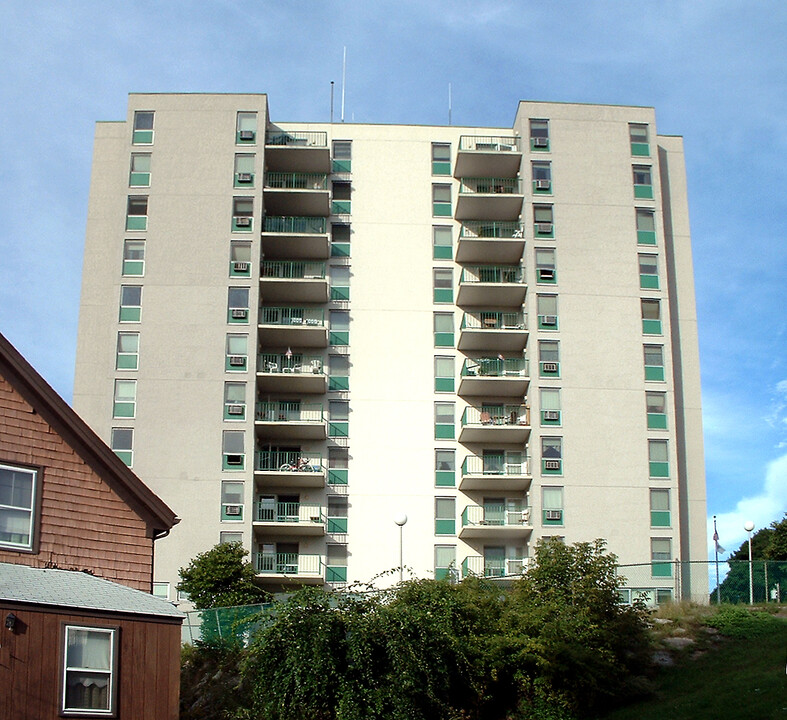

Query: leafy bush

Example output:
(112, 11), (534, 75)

(703, 606), (778, 639)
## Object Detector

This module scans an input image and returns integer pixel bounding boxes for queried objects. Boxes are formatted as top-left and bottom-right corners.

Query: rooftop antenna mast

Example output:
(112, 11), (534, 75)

(341, 46), (347, 123)
(330, 81), (334, 123)
(448, 83), (452, 126)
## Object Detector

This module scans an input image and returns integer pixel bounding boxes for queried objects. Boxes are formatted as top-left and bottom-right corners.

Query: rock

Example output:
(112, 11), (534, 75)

(652, 650), (675, 666)
(662, 636), (695, 649)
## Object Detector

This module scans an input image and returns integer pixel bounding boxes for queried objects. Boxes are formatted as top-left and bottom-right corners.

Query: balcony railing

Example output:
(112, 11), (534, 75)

(461, 505), (531, 527)
(459, 221), (524, 239)
(255, 502), (324, 524)
(255, 451), (324, 473)
(265, 131), (328, 148)
(254, 552), (323, 576)
(258, 353), (324, 375)
(458, 178), (521, 195)
(265, 172), (328, 190)
(461, 357), (528, 377)
(461, 312), (526, 330)
(462, 555), (530, 578)
(260, 261), (326, 280)
(458, 136), (520, 152)
(462, 455), (529, 476)
(262, 216), (327, 234)
(258, 307), (325, 327)
(462, 405), (529, 428)
(255, 402), (324, 423)
(460, 266), (523, 284)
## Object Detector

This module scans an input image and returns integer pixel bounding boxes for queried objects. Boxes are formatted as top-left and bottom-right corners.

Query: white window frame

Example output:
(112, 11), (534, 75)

(0, 463), (38, 550)
(61, 624), (118, 716)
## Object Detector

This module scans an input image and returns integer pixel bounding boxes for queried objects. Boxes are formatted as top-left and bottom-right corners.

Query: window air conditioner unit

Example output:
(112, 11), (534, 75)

(234, 217), (251, 227)
(536, 223), (553, 234)
(237, 173), (253, 183)
(239, 130), (255, 141)
(535, 179), (551, 190)
(233, 261), (250, 272)
(227, 405), (244, 416)
(533, 136), (549, 148)
(542, 362), (558, 373)
(538, 268), (555, 280)
(226, 454), (243, 466)
(544, 460), (561, 471)
(231, 308), (248, 319)
(224, 504), (242, 516)
(543, 410), (560, 421)
(545, 509), (563, 520)
(542, 315), (558, 326)
(228, 355), (246, 367)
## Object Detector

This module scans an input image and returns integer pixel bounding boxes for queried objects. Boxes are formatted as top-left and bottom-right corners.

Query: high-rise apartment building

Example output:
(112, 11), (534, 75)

(74, 94), (707, 604)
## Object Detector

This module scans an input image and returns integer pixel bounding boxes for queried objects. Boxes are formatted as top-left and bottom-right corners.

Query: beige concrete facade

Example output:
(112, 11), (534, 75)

(74, 94), (707, 604)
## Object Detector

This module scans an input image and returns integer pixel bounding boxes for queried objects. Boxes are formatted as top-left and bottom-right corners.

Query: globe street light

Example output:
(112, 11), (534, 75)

(744, 520), (755, 605)
(394, 513), (408, 582)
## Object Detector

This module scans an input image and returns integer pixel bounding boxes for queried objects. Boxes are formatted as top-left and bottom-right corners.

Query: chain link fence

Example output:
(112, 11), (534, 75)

(182, 603), (272, 645)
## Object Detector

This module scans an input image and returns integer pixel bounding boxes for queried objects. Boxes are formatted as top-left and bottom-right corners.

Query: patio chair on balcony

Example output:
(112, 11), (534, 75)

(480, 411), (492, 425)
(266, 362), (279, 373)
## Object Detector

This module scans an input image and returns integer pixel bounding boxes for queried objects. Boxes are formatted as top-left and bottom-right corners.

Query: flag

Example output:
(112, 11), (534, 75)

(713, 529), (725, 554)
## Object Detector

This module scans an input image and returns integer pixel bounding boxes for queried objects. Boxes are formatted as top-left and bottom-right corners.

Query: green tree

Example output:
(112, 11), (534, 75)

(764, 514), (787, 560)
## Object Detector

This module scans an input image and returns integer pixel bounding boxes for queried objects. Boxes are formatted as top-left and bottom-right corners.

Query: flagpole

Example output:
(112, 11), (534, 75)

(713, 515), (721, 604)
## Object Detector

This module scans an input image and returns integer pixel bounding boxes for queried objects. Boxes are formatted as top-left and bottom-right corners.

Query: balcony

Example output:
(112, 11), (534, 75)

(264, 130), (330, 173)
(457, 266), (526, 307)
(458, 311), (527, 351)
(253, 501), (325, 536)
(456, 222), (525, 264)
(254, 451), (325, 488)
(263, 172), (330, 216)
(257, 353), (327, 394)
(254, 401), (327, 440)
(459, 404), (530, 443)
(258, 307), (328, 348)
(458, 358), (529, 397)
(259, 261), (329, 303)
(460, 455), (531, 491)
(455, 177), (524, 221)
(454, 135), (522, 178)
(254, 552), (324, 583)
(459, 505), (532, 540)
(260, 216), (329, 260)
(461, 555), (530, 579)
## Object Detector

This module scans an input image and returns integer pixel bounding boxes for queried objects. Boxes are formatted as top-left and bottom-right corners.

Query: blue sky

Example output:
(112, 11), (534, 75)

(0, 1), (784, 557)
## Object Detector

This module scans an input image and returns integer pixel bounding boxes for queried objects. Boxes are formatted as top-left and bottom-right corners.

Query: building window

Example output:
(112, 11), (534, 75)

(529, 119), (550, 151)
(328, 448), (349, 486)
(432, 184), (452, 217)
(651, 537), (672, 577)
(434, 402), (455, 439)
(633, 165), (653, 199)
(118, 285), (142, 322)
(113, 379), (136, 418)
(126, 196), (148, 231)
(532, 161), (552, 194)
(644, 344), (665, 382)
(331, 181), (352, 215)
(327, 496), (349, 533)
(435, 449), (455, 487)
(111, 427), (133, 467)
(435, 545), (456, 580)
(330, 266), (351, 301)
(533, 204), (554, 237)
(328, 401), (349, 438)
(232, 197), (254, 232)
(434, 312), (454, 348)
(222, 431), (245, 470)
(648, 439), (669, 478)
(433, 225), (452, 259)
(535, 247), (557, 283)
(629, 123), (650, 156)
(432, 143), (451, 175)
(234, 154), (255, 187)
(646, 392), (667, 430)
(332, 140), (352, 173)
(537, 294), (558, 330)
(433, 267), (453, 303)
(220, 531), (243, 545)
(650, 488), (671, 527)
(641, 298), (662, 335)
(331, 223), (351, 258)
(540, 387), (561, 426)
(225, 334), (248, 372)
(539, 340), (560, 377)
(230, 243), (252, 277)
(227, 287), (250, 324)
(329, 310), (350, 346)
(236, 112), (257, 144)
(636, 208), (657, 245)
(542, 486), (564, 525)
(0, 464), (37, 550)
(116, 332), (139, 370)
(326, 543), (348, 582)
(122, 239), (145, 276)
(132, 111), (154, 144)
(541, 437), (562, 475)
(62, 625), (118, 715)
(328, 354), (350, 392)
(434, 356), (455, 393)
(435, 497), (456, 535)
(639, 253), (659, 289)
(129, 153), (151, 187)
(224, 382), (246, 420)
(152, 582), (170, 600)
(221, 480), (244, 521)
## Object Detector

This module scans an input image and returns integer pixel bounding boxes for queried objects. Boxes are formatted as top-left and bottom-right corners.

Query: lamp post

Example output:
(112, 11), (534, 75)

(394, 513), (408, 582)
(744, 520), (755, 605)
